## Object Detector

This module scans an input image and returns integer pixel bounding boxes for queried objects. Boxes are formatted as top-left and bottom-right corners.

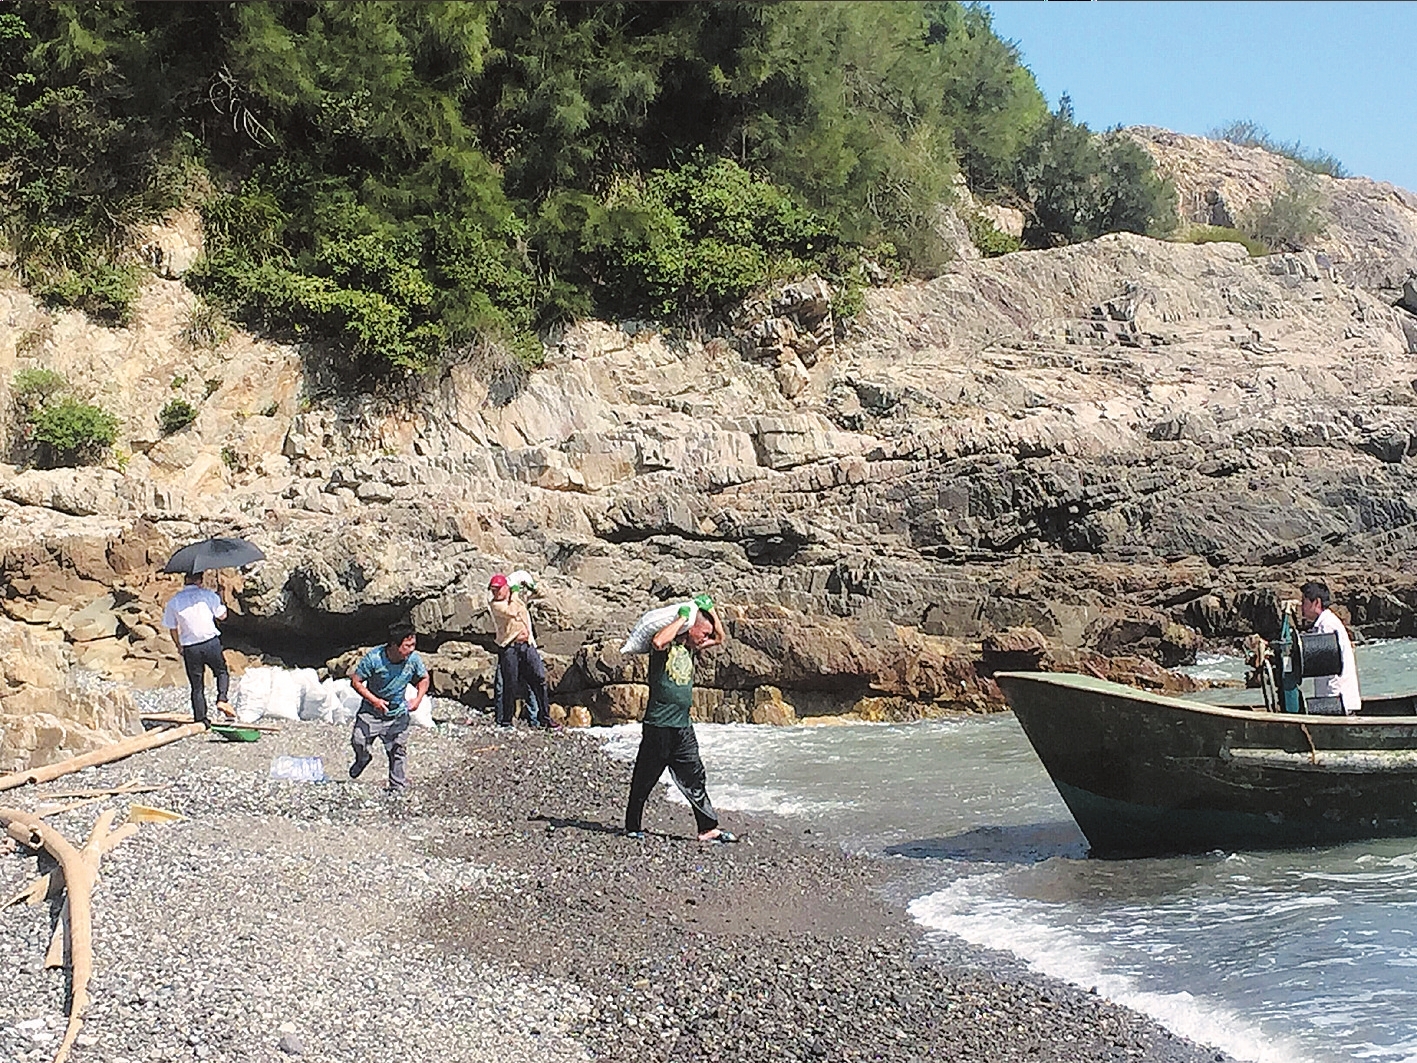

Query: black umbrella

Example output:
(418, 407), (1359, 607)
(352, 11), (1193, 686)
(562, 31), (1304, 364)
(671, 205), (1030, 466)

(162, 537), (266, 575)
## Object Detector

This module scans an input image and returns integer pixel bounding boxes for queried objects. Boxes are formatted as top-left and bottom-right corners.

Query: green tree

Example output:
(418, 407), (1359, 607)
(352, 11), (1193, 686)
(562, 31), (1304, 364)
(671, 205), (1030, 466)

(925, 2), (1047, 194)
(0, 1), (1186, 373)
(188, 2), (535, 371)
(1015, 99), (1175, 246)
(0, 2), (210, 320)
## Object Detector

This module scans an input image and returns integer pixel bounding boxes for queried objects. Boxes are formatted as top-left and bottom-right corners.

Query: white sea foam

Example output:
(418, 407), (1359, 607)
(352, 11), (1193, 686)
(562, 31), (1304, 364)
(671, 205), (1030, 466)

(1180, 651), (1248, 683)
(594, 723), (849, 816)
(908, 873), (1316, 1063)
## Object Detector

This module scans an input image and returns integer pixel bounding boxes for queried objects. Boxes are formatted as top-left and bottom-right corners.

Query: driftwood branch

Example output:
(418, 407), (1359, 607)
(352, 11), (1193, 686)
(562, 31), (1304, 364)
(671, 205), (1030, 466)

(142, 712), (280, 732)
(3, 870), (56, 908)
(45, 899), (69, 968)
(38, 795), (116, 817)
(0, 808), (96, 1062)
(0, 726), (203, 1061)
(0, 807), (143, 1063)
(0, 723), (205, 793)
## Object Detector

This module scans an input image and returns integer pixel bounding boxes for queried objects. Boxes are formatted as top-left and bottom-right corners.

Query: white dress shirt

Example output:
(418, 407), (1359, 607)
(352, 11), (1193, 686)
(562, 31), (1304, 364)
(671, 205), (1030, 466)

(162, 586), (227, 647)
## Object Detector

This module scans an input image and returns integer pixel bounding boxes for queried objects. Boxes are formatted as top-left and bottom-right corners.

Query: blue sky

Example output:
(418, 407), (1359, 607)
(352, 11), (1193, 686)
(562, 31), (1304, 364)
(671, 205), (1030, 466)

(986, 1), (1416, 193)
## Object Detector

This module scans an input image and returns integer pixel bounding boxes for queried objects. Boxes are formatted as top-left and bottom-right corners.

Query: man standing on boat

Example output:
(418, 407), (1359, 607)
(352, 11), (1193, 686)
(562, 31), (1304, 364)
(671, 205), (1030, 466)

(1300, 581), (1361, 715)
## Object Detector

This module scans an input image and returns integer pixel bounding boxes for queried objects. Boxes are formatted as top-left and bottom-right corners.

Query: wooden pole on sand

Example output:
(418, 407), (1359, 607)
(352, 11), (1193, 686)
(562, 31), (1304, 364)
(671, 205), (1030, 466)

(0, 722), (206, 793)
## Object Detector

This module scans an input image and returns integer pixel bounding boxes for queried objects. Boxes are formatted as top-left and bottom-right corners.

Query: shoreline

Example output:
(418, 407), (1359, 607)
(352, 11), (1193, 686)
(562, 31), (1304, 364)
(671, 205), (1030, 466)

(2, 689), (1233, 1063)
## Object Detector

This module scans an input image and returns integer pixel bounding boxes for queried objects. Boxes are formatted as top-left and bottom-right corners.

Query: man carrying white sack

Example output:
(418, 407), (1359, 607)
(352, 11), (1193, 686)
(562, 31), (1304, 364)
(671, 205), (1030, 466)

(489, 572), (552, 728)
(624, 594), (738, 843)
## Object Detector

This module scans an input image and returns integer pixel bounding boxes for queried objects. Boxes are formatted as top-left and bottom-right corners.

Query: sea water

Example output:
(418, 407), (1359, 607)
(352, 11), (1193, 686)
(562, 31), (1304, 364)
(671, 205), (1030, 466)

(599, 641), (1417, 1063)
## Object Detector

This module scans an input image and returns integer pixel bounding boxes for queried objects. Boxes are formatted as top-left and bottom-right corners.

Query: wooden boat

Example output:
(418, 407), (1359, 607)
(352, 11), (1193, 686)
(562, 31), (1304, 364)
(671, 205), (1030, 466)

(995, 670), (1417, 857)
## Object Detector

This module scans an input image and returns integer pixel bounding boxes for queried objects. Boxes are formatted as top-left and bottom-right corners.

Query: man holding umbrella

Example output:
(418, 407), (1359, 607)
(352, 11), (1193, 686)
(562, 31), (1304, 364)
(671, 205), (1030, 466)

(162, 572), (233, 725)
(161, 536), (265, 725)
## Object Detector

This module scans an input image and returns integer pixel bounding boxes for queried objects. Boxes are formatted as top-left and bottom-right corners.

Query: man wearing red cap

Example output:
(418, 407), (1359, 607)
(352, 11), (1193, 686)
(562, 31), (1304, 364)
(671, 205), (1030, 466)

(489, 572), (550, 727)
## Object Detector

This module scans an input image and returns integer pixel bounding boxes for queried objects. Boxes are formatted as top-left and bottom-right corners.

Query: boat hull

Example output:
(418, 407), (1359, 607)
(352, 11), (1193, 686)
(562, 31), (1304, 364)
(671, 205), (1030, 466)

(995, 671), (1417, 856)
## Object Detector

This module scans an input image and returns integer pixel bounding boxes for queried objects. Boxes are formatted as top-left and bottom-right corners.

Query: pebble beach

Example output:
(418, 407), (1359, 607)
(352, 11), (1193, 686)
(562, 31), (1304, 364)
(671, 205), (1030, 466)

(2, 691), (1233, 1063)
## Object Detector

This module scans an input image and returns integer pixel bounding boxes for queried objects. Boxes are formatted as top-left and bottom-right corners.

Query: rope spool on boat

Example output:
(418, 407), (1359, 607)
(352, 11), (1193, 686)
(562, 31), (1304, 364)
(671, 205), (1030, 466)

(1294, 631), (1342, 678)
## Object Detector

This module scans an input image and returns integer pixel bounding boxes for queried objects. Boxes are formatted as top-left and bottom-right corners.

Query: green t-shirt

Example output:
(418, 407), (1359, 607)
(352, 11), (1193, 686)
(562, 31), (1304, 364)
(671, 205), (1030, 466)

(643, 642), (695, 728)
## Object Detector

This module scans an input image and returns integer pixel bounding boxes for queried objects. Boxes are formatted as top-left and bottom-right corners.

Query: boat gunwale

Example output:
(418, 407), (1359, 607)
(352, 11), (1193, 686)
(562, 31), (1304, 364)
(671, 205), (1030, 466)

(994, 670), (1417, 726)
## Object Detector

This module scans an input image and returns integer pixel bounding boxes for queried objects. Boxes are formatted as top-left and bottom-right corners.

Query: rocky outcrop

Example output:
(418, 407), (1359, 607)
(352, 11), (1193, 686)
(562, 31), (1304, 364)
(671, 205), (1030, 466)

(1130, 127), (1417, 300)
(4, 170), (1417, 730)
(0, 617), (141, 770)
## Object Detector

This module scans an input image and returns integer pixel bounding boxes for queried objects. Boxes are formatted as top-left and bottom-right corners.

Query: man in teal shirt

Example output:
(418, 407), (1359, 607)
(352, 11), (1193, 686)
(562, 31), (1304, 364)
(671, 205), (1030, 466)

(624, 598), (736, 842)
(349, 621), (429, 793)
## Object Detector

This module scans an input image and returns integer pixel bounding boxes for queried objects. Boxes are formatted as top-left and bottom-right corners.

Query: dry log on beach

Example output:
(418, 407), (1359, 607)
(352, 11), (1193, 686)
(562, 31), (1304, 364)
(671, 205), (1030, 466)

(0, 722), (205, 793)
(142, 712), (282, 732)
(0, 807), (138, 1063)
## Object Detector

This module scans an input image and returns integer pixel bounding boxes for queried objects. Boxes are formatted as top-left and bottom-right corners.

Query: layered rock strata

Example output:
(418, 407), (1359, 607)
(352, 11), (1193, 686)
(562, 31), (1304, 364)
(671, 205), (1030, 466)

(2, 144), (1417, 748)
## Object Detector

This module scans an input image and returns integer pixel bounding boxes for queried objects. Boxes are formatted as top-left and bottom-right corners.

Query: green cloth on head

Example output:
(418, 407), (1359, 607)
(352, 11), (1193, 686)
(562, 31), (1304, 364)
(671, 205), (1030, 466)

(643, 643), (695, 729)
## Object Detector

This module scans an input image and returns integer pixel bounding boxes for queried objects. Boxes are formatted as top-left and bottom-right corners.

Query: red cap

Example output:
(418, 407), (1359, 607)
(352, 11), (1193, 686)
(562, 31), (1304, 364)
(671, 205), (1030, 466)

(489, 573), (509, 589)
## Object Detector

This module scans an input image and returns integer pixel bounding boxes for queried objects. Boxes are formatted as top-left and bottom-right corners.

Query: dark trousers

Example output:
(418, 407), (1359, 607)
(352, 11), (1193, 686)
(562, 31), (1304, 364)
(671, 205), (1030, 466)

(181, 636), (229, 723)
(350, 710), (410, 791)
(496, 641), (549, 727)
(625, 724), (718, 834)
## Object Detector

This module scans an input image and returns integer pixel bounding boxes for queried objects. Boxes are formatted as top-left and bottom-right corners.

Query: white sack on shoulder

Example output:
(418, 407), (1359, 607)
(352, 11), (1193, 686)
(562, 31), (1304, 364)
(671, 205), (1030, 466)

(620, 601), (697, 655)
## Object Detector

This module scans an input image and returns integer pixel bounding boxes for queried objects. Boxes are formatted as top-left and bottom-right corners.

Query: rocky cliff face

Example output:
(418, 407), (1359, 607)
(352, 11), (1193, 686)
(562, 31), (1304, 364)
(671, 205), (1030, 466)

(4, 135), (1417, 754)
(1130, 126), (1417, 301)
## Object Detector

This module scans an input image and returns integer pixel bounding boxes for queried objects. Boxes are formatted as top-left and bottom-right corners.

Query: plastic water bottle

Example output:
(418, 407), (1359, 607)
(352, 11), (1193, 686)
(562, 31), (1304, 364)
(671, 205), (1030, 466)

(269, 755), (326, 783)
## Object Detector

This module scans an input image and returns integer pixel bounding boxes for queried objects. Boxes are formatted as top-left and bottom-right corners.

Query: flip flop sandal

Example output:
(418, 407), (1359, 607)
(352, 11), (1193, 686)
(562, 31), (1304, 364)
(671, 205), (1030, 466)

(701, 830), (739, 844)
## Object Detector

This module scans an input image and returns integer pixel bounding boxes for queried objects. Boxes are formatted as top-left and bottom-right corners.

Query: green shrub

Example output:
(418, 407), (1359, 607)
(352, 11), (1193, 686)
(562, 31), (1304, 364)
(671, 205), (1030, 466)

(28, 261), (142, 324)
(576, 158), (833, 318)
(10, 367), (67, 417)
(1178, 226), (1269, 257)
(28, 398), (118, 467)
(159, 398), (198, 434)
(1238, 174), (1327, 252)
(966, 213), (1022, 257)
(1211, 120), (1347, 178)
